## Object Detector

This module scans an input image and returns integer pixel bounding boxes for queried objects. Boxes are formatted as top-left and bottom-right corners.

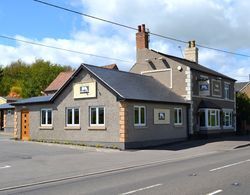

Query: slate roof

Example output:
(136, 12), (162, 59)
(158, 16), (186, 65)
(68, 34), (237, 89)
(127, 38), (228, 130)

(152, 50), (236, 81)
(83, 64), (187, 104)
(235, 82), (249, 92)
(0, 103), (15, 110)
(12, 96), (52, 105)
(12, 64), (188, 105)
(44, 71), (74, 93)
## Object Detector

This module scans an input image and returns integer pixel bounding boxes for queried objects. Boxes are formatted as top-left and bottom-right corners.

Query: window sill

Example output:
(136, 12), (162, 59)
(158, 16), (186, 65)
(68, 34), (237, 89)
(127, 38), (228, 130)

(134, 125), (147, 129)
(39, 126), (53, 130)
(200, 126), (220, 130)
(88, 126), (106, 131)
(174, 124), (183, 127)
(64, 126), (81, 130)
(223, 126), (233, 129)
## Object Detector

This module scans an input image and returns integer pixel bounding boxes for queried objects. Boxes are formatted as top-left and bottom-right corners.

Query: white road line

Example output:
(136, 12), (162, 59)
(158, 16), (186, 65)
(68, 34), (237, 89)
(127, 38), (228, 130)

(0, 165), (11, 169)
(120, 183), (162, 195)
(207, 189), (223, 195)
(210, 159), (250, 172)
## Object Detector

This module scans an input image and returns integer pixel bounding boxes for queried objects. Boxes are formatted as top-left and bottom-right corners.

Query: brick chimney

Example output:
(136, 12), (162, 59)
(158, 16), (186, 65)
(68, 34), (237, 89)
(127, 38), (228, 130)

(184, 40), (198, 63)
(136, 24), (149, 50)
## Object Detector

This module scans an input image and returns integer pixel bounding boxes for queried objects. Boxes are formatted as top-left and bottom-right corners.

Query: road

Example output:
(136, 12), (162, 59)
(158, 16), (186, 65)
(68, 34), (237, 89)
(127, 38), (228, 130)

(0, 134), (250, 194)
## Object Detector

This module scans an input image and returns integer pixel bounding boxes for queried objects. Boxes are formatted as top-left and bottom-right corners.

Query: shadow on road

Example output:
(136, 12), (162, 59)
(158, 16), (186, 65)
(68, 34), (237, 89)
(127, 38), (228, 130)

(129, 135), (250, 151)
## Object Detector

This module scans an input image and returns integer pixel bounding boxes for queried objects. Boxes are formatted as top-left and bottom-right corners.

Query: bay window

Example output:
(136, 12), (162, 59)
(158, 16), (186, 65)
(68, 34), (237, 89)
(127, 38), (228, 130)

(199, 109), (220, 129)
(223, 110), (233, 127)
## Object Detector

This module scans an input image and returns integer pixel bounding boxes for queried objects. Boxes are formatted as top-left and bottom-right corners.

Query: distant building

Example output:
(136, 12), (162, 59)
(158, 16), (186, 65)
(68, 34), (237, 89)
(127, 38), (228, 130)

(235, 81), (250, 97)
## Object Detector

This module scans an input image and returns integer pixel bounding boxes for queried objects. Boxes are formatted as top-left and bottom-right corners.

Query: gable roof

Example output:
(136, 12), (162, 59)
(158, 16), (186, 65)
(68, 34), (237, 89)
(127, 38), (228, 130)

(13, 64), (188, 105)
(152, 50), (236, 81)
(235, 82), (250, 92)
(44, 71), (74, 93)
(82, 64), (187, 104)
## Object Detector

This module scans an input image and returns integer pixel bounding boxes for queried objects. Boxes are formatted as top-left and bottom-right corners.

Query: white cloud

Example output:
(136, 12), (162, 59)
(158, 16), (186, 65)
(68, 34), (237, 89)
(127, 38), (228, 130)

(0, 0), (249, 81)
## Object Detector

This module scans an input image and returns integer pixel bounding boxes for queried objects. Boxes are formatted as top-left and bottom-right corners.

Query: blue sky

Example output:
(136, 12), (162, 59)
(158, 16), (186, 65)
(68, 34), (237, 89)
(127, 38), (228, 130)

(0, 0), (250, 81)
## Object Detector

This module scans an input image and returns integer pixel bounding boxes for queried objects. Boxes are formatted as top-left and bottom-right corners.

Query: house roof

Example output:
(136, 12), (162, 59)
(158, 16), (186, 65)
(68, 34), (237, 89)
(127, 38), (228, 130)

(101, 64), (119, 70)
(235, 82), (249, 92)
(0, 103), (15, 110)
(82, 64), (187, 104)
(44, 71), (74, 92)
(12, 96), (52, 105)
(13, 64), (188, 105)
(152, 50), (236, 81)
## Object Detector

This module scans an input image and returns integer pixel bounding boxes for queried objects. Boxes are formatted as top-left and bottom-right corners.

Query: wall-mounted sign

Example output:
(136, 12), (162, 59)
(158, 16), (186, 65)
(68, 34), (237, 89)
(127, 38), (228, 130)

(199, 77), (210, 96)
(212, 80), (221, 97)
(74, 81), (96, 99)
(154, 109), (170, 124)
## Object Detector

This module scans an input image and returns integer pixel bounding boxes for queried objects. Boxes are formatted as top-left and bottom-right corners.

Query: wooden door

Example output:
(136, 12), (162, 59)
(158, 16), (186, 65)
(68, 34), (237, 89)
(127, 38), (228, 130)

(21, 110), (30, 140)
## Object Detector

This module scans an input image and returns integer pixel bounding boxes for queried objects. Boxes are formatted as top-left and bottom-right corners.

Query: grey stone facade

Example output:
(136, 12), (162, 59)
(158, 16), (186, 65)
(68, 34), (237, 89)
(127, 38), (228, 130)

(14, 68), (188, 149)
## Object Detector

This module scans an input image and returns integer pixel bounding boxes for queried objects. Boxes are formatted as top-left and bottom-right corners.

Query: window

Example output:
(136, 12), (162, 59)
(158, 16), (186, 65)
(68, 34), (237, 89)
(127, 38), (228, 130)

(223, 110), (233, 127)
(174, 108), (182, 125)
(66, 108), (80, 126)
(41, 109), (52, 126)
(134, 106), (146, 126)
(199, 109), (220, 128)
(90, 107), (105, 126)
(224, 83), (230, 99)
(7, 110), (13, 115)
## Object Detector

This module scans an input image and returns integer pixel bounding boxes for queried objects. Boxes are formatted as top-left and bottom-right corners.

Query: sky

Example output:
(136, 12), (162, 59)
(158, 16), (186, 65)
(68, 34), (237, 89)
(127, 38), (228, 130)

(0, 0), (250, 81)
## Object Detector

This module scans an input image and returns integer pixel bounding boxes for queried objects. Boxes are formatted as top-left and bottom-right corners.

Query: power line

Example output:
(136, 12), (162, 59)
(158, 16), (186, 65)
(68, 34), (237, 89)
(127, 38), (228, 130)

(34, 0), (250, 58)
(0, 35), (133, 63)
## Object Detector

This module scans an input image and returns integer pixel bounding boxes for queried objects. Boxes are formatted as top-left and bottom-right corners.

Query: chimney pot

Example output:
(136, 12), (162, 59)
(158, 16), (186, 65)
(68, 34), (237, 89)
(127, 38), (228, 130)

(142, 24), (145, 32)
(138, 25), (141, 32)
(191, 40), (196, 47)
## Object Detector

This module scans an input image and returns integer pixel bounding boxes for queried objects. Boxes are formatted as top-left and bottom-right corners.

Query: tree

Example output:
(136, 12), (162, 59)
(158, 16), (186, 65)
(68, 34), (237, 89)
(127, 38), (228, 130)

(236, 92), (250, 132)
(0, 59), (72, 98)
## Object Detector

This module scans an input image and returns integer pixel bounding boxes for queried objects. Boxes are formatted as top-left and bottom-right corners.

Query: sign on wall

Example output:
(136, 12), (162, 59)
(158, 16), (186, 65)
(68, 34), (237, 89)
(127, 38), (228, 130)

(199, 79), (210, 96)
(154, 109), (170, 124)
(74, 81), (96, 99)
(212, 80), (222, 97)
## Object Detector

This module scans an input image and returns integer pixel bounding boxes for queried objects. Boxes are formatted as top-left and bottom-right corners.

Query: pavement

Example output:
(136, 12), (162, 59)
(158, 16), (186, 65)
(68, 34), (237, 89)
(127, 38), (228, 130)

(0, 134), (250, 194)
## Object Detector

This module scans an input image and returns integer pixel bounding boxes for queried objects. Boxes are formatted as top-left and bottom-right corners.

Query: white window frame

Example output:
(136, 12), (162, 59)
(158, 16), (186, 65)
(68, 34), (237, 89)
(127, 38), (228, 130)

(224, 83), (230, 100)
(41, 108), (53, 126)
(66, 107), (80, 126)
(174, 108), (183, 125)
(134, 106), (146, 127)
(199, 108), (220, 129)
(89, 106), (105, 126)
(223, 109), (233, 128)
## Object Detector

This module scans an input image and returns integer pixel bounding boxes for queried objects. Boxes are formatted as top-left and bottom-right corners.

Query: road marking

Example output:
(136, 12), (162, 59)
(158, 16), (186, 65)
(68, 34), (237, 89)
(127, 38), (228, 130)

(210, 159), (250, 172)
(207, 189), (223, 195)
(120, 183), (162, 195)
(0, 151), (217, 192)
(0, 165), (11, 169)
